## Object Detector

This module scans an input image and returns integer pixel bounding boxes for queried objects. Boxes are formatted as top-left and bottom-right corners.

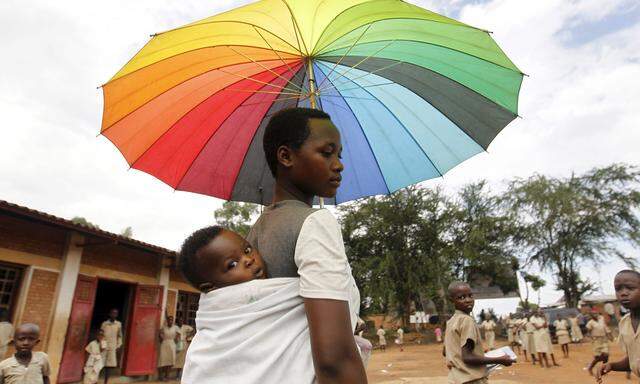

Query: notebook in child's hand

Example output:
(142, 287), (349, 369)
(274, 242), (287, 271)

(485, 346), (517, 373)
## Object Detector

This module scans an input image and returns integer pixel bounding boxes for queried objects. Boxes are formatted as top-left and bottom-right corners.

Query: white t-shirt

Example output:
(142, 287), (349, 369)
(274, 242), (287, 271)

(294, 209), (361, 329)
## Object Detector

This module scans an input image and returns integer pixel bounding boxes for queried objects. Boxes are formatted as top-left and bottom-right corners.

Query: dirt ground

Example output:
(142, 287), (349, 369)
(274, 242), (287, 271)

(144, 339), (637, 384)
(367, 340), (638, 384)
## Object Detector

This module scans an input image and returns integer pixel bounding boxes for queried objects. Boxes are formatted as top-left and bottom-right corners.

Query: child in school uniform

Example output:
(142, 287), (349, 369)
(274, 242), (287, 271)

(83, 330), (106, 384)
(377, 326), (387, 351)
(587, 311), (612, 376)
(444, 282), (513, 384)
(0, 323), (50, 384)
(481, 316), (497, 350)
(553, 316), (571, 358)
(597, 270), (640, 382)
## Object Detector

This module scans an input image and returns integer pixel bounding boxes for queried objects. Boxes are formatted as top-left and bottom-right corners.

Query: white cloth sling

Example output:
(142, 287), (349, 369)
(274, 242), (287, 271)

(182, 278), (316, 384)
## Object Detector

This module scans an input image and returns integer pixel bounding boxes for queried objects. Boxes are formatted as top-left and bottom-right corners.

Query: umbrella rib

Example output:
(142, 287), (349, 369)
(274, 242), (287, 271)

(314, 64), (390, 195)
(316, 39), (397, 92)
(216, 63), (302, 92)
(226, 88), (304, 96)
(280, 0), (310, 56)
(126, 62), (303, 169)
(169, 69), (304, 192)
(317, 60), (404, 94)
(152, 20), (303, 56)
(227, 46), (305, 92)
(314, 16), (491, 57)
(320, 37), (525, 75)
(317, 61), (444, 179)
(316, 23), (372, 91)
(252, 25), (300, 79)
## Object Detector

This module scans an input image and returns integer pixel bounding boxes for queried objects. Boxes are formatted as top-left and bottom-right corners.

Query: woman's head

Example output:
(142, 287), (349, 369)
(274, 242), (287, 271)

(263, 108), (344, 200)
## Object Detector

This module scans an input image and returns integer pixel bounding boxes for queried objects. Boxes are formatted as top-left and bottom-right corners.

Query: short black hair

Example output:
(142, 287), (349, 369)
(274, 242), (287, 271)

(447, 281), (470, 298)
(179, 226), (224, 289)
(616, 269), (640, 279)
(263, 107), (331, 176)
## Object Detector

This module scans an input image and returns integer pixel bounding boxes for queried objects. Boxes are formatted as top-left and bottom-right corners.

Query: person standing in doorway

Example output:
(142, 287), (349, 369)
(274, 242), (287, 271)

(0, 310), (13, 359)
(157, 315), (180, 381)
(174, 317), (193, 380)
(100, 308), (123, 384)
(377, 325), (387, 351)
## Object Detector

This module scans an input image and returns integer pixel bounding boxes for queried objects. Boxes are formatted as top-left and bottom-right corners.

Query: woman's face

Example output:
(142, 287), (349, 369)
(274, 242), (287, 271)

(286, 118), (344, 199)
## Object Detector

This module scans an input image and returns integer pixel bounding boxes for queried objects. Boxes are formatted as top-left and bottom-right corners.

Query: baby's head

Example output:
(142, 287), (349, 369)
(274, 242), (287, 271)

(179, 226), (267, 292)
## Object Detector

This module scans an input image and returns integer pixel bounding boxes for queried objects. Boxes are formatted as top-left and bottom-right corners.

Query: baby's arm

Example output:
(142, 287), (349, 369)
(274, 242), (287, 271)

(461, 340), (513, 367)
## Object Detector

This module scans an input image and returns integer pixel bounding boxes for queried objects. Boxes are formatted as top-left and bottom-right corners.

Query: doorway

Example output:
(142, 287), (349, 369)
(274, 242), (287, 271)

(89, 279), (133, 369)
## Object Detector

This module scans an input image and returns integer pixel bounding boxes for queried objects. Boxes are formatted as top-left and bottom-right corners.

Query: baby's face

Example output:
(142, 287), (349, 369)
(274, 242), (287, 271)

(196, 229), (267, 289)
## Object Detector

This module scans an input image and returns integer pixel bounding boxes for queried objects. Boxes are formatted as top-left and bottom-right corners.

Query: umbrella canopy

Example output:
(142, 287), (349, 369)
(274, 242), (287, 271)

(101, 0), (523, 205)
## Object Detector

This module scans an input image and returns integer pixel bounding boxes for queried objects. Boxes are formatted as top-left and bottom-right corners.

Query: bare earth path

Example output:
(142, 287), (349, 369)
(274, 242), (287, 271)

(367, 340), (638, 384)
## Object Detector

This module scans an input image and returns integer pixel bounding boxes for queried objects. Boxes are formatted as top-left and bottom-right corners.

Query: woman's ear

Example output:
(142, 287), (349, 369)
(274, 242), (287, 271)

(276, 145), (294, 170)
(199, 282), (215, 293)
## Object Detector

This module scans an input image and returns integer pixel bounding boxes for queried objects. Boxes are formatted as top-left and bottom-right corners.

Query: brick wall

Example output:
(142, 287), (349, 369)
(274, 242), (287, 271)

(82, 241), (159, 278)
(0, 215), (65, 259)
(21, 269), (59, 350)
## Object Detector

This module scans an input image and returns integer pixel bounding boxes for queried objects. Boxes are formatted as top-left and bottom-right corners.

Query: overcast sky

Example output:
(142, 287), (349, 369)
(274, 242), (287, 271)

(1, 0), (639, 307)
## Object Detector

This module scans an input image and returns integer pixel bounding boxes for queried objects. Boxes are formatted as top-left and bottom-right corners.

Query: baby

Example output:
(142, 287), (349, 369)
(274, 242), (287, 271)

(178, 226), (268, 292)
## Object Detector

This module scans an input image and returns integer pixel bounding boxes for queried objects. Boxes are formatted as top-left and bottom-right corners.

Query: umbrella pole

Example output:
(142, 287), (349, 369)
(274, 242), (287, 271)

(307, 59), (325, 208)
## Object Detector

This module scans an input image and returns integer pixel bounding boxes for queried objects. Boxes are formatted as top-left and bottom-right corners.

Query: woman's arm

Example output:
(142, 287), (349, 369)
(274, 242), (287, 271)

(304, 298), (367, 384)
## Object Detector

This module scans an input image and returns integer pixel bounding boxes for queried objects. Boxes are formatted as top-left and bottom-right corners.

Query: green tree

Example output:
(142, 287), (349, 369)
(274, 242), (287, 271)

(504, 164), (640, 308)
(520, 272), (546, 309)
(213, 201), (259, 237)
(448, 181), (520, 298)
(71, 216), (100, 230)
(339, 186), (447, 325)
(120, 226), (133, 238)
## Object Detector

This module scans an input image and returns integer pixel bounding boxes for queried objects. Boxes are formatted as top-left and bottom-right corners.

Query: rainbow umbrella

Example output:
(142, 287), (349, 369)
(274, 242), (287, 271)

(101, 0), (523, 205)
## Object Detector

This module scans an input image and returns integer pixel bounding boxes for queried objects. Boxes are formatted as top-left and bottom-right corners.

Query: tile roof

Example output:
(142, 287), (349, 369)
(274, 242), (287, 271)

(0, 199), (176, 256)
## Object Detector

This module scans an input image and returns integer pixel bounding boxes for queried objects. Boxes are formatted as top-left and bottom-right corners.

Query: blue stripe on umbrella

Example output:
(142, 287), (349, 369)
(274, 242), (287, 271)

(316, 62), (441, 193)
(319, 62), (484, 175)
(313, 64), (389, 203)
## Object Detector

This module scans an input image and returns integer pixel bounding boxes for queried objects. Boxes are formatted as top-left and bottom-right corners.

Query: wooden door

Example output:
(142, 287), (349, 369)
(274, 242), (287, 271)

(57, 275), (98, 383)
(122, 285), (162, 376)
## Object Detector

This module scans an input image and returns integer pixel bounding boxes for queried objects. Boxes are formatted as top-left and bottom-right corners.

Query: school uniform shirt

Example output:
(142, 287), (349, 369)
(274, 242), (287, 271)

(554, 320), (571, 345)
(377, 329), (387, 345)
(0, 352), (50, 384)
(618, 314), (640, 377)
(396, 328), (404, 344)
(445, 310), (488, 384)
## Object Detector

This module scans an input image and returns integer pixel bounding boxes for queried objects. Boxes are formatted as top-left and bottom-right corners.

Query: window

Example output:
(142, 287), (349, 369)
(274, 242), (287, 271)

(0, 263), (23, 318)
(177, 291), (199, 327)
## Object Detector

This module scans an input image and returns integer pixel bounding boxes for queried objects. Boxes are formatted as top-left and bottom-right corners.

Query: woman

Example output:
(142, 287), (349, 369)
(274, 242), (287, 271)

(174, 317), (194, 380)
(246, 108), (366, 383)
(158, 315), (180, 381)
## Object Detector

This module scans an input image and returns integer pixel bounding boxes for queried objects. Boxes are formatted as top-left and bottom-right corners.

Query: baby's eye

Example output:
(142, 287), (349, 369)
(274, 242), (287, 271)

(244, 246), (252, 254)
(227, 261), (238, 270)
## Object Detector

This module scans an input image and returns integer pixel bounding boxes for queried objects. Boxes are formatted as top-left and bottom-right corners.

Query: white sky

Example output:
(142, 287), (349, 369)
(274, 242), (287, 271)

(1, 0), (639, 307)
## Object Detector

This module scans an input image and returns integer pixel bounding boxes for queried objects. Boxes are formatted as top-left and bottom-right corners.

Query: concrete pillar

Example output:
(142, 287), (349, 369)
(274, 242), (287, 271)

(47, 232), (84, 383)
(158, 255), (171, 325)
